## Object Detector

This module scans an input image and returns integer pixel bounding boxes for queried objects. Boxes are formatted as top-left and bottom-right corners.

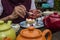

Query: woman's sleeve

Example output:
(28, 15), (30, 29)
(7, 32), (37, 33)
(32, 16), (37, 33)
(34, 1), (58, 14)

(30, 0), (36, 10)
(0, 0), (3, 16)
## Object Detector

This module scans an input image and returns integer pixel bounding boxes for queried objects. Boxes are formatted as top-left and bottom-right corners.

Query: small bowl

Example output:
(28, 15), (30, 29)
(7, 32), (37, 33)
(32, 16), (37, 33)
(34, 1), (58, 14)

(11, 24), (20, 32)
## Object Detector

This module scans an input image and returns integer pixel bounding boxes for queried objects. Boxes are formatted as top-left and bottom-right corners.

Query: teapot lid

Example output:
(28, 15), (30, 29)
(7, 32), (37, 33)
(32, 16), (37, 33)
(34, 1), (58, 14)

(49, 12), (60, 18)
(20, 26), (42, 38)
(0, 21), (11, 31)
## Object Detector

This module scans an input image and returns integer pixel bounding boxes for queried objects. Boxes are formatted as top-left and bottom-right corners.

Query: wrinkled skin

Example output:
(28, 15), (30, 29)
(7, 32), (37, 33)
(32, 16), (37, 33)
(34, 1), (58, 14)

(0, 5), (41, 21)
(28, 9), (41, 19)
(0, 5), (26, 21)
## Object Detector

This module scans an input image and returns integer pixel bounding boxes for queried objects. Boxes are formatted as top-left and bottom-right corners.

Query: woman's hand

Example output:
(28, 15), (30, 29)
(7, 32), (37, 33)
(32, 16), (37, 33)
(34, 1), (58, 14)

(28, 9), (41, 18)
(12, 5), (26, 18)
(0, 5), (26, 21)
(29, 9), (41, 14)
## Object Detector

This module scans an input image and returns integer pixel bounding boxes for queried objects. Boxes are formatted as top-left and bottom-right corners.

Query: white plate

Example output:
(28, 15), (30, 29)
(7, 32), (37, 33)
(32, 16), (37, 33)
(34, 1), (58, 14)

(19, 20), (44, 28)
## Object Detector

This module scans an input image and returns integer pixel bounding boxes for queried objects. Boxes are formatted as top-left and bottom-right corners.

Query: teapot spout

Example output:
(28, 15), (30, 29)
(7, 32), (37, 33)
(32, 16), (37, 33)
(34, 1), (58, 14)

(7, 21), (12, 25)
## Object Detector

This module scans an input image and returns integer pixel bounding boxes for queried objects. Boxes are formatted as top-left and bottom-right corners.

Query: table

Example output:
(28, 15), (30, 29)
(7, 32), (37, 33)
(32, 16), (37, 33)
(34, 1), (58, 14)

(52, 31), (60, 40)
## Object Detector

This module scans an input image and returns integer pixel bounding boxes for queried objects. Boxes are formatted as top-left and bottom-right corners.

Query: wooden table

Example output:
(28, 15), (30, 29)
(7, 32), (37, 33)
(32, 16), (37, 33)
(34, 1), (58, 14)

(52, 31), (60, 40)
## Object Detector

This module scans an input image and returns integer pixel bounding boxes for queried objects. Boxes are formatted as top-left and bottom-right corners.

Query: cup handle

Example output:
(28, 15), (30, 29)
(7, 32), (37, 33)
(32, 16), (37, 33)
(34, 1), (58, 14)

(42, 29), (52, 40)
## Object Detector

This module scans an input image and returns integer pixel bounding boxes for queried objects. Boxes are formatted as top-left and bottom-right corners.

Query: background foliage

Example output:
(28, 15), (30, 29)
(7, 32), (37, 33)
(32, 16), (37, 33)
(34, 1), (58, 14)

(54, 0), (60, 11)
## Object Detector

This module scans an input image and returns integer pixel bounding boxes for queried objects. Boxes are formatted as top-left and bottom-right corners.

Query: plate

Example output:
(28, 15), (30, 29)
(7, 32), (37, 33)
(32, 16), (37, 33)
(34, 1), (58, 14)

(19, 20), (44, 28)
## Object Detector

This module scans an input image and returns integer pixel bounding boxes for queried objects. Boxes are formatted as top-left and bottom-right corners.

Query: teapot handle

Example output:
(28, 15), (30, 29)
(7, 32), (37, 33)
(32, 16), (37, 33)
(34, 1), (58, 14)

(3, 37), (11, 40)
(42, 29), (52, 40)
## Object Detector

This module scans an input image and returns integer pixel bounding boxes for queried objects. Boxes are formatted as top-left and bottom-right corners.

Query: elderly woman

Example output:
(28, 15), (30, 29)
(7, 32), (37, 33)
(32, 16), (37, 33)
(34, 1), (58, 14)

(0, 0), (39, 23)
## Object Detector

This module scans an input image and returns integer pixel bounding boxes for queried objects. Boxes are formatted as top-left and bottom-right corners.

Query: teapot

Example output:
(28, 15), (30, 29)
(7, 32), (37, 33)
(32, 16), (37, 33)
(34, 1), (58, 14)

(16, 26), (52, 40)
(0, 21), (16, 40)
(43, 12), (60, 31)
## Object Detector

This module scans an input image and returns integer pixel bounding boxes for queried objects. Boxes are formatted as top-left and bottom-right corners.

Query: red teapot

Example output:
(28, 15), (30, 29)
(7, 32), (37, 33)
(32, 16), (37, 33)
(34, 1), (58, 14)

(43, 12), (60, 31)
